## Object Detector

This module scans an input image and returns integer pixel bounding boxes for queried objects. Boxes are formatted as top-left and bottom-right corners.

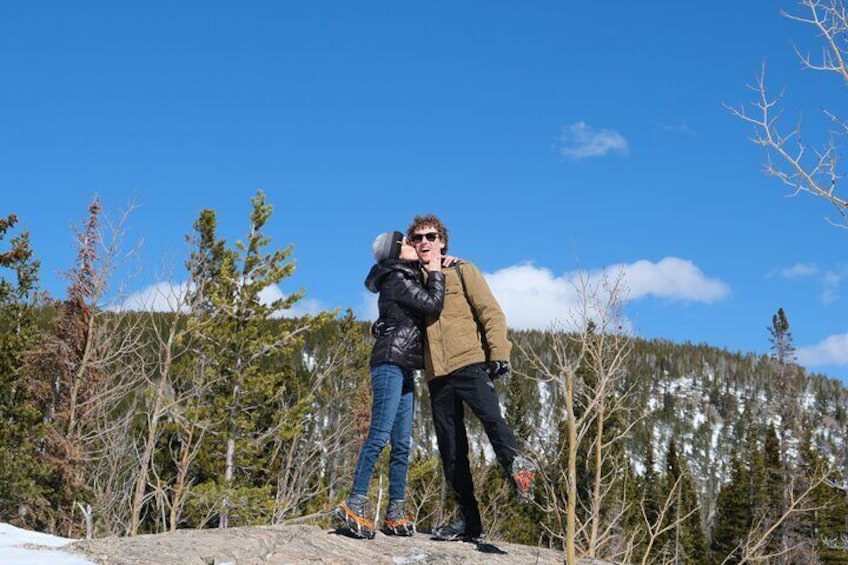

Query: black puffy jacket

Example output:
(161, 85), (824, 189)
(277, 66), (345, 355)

(365, 260), (445, 370)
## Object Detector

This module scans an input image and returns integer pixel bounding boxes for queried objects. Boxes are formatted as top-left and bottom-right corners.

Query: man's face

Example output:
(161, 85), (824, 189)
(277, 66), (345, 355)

(411, 225), (445, 264)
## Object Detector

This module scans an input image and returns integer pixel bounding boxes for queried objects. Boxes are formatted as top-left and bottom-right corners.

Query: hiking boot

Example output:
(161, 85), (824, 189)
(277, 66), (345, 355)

(511, 455), (536, 504)
(331, 494), (375, 539)
(381, 499), (414, 536)
(431, 518), (482, 542)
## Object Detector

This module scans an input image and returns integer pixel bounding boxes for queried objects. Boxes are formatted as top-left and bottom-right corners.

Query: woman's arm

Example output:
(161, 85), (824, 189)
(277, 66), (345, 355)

(391, 270), (445, 315)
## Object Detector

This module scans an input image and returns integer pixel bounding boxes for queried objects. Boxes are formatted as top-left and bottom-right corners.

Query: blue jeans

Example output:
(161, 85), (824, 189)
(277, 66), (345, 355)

(351, 363), (415, 501)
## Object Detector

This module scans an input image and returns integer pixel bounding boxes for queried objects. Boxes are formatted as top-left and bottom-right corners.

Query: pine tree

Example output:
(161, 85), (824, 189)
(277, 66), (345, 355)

(761, 424), (784, 555)
(643, 442), (661, 526)
(739, 421), (783, 559)
(768, 308), (795, 367)
(796, 425), (848, 564)
(633, 441), (662, 558)
(663, 439), (708, 564)
(0, 213), (45, 527)
(768, 307), (799, 561)
(183, 190), (315, 528)
(711, 453), (751, 564)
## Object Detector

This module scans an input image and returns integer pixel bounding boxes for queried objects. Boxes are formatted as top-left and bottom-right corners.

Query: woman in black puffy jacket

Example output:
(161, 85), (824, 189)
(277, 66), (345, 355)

(332, 230), (445, 539)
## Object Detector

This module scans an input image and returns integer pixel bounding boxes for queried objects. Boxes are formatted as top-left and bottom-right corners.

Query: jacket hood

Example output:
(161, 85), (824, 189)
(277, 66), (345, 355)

(365, 260), (420, 293)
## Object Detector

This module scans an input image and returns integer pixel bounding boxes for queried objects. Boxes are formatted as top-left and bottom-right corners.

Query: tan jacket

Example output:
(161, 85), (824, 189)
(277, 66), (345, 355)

(423, 262), (511, 381)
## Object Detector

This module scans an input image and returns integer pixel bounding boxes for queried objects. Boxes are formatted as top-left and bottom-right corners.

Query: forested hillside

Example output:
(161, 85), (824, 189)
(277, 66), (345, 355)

(507, 331), (848, 522)
(2, 199), (847, 564)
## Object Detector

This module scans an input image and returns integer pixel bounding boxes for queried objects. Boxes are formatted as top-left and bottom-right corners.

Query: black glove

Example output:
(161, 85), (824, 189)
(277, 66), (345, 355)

(486, 360), (511, 380)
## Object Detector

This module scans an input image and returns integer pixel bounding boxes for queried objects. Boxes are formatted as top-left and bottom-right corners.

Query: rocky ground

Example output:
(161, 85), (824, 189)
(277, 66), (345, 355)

(60, 524), (580, 564)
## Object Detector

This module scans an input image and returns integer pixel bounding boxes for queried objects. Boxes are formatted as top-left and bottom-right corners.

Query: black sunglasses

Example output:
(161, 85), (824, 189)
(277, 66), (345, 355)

(410, 232), (440, 244)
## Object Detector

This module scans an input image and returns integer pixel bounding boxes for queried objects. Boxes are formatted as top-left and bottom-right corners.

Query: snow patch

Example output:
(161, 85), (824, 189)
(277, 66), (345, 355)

(0, 523), (93, 565)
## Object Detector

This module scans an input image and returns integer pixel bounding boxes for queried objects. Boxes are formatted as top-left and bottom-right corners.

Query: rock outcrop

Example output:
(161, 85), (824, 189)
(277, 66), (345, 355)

(66, 524), (577, 564)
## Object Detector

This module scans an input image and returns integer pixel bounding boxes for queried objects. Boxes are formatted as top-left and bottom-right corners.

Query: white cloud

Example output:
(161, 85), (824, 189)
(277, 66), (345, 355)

(111, 282), (193, 312)
(258, 284), (285, 305)
(487, 257), (729, 331)
(617, 257), (730, 303)
(559, 121), (629, 160)
(822, 271), (844, 304)
(773, 263), (845, 304)
(285, 297), (330, 318)
(113, 281), (324, 318)
(486, 264), (581, 330)
(779, 263), (819, 278)
(797, 333), (848, 367)
(259, 284), (331, 318)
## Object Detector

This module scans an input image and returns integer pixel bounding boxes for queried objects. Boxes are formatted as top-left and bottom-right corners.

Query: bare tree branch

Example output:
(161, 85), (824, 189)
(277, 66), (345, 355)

(730, 0), (848, 228)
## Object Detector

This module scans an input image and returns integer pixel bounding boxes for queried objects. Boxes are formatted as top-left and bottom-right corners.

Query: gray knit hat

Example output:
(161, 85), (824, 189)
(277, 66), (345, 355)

(372, 230), (404, 262)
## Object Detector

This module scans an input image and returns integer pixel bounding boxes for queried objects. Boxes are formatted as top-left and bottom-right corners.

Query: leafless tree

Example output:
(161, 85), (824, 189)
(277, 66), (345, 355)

(268, 349), (345, 522)
(77, 200), (154, 537)
(517, 268), (638, 564)
(728, 0), (848, 228)
(612, 474), (700, 565)
(126, 281), (194, 535)
(268, 312), (368, 522)
(26, 198), (147, 537)
(405, 457), (447, 533)
(726, 473), (832, 564)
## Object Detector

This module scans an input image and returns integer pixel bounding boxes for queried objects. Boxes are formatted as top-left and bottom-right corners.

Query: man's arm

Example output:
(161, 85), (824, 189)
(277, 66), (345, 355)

(460, 263), (512, 362)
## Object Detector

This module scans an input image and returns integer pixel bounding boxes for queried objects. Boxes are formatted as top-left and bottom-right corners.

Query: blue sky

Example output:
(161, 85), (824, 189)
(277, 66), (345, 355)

(3, 1), (848, 383)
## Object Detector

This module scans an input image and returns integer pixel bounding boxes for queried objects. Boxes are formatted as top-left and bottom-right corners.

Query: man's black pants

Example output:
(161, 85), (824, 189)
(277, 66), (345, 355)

(427, 362), (519, 536)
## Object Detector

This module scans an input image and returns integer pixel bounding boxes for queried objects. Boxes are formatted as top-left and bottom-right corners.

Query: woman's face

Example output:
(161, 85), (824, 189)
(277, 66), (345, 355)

(399, 241), (418, 261)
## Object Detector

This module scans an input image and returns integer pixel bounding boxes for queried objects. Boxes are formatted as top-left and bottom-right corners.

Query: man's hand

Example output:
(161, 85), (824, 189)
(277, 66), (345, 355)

(487, 360), (511, 379)
(442, 255), (460, 267)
